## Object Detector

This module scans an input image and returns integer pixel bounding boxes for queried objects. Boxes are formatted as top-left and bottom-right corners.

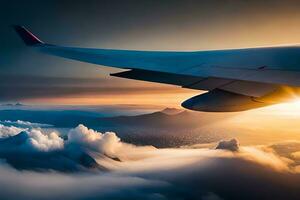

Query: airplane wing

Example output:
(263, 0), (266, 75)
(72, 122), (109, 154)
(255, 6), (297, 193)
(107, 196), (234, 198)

(14, 25), (300, 112)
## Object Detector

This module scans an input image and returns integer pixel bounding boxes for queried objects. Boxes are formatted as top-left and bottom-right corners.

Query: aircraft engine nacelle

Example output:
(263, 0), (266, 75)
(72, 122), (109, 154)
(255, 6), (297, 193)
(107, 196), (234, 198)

(181, 89), (269, 112)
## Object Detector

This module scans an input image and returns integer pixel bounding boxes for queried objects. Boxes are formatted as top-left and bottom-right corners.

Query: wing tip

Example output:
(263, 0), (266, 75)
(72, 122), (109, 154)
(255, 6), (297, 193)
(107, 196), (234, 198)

(13, 25), (44, 46)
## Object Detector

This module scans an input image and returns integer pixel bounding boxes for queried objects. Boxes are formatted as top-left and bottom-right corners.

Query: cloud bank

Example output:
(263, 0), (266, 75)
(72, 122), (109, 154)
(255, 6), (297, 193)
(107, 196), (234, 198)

(0, 120), (52, 128)
(0, 121), (300, 200)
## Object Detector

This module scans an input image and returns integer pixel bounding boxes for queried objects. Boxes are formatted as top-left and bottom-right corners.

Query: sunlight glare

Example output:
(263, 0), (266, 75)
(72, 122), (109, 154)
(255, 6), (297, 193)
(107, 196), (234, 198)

(261, 99), (300, 117)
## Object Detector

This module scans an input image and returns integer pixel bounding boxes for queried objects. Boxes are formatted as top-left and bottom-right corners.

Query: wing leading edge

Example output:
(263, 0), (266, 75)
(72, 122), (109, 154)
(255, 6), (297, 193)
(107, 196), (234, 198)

(14, 25), (300, 112)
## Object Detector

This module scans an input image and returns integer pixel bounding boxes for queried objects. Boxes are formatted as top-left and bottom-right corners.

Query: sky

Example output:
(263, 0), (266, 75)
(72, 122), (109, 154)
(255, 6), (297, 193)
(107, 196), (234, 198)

(2, 0), (300, 106)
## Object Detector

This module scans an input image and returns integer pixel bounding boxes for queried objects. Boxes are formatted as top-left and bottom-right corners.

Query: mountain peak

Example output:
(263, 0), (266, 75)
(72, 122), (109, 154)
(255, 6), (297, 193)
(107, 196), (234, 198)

(161, 108), (183, 115)
(1, 102), (24, 107)
(0, 131), (29, 146)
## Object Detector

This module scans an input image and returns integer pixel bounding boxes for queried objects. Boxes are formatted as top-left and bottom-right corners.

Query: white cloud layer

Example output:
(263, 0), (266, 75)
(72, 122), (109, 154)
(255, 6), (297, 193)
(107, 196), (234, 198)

(0, 122), (300, 199)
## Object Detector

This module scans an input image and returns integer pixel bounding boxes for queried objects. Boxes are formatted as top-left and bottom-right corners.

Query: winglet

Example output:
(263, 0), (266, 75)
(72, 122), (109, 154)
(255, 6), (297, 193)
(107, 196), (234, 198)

(13, 25), (44, 46)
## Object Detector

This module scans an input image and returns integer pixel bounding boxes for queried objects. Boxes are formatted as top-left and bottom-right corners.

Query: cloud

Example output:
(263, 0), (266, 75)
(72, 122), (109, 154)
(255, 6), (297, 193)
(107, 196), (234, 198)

(67, 124), (121, 155)
(25, 129), (64, 151)
(0, 124), (25, 138)
(0, 124), (105, 172)
(292, 151), (300, 159)
(0, 123), (155, 172)
(1, 122), (300, 199)
(0, 120), (53, 128)
(66, 124), (154, 159)
(238, 146), (292, 172)
(0, 125), (63, 152)
(215, 138), (239, 151)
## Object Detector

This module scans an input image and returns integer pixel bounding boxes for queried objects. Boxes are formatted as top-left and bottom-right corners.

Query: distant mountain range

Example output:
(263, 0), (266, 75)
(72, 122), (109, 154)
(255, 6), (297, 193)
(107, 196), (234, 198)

(0, 107), (233, 128)
(1, 102), (24, 107)
(0, 109), (104, 127)
(100, 108), (232, 128)
(0, 108), (236, 147)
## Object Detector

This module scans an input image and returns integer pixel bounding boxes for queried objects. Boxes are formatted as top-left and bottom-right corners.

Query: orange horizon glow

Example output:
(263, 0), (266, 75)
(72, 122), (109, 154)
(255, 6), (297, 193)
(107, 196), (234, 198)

(21, 89), (202, 108)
